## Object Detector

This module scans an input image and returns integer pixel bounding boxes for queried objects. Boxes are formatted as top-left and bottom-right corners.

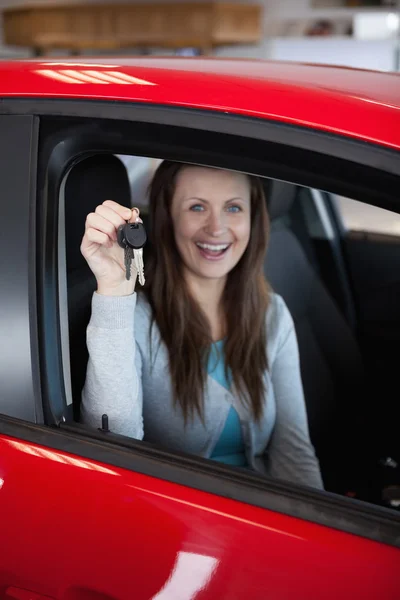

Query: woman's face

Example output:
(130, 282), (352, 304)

(170, 166), (251, 282)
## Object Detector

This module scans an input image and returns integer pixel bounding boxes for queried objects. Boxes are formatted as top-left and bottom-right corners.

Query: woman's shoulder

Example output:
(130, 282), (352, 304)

(267, 291), (293, 324)
(266, 292), (295, 352)
(133, 292), (157, 351)
(135, 291), (153, 323)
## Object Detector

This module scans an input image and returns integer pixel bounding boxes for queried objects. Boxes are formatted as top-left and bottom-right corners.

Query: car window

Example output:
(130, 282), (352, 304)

(117, 154), (162, 211)
(335, 195), (400, 236)
(27, 105), (399, 547)
(57, 149), (400, 510)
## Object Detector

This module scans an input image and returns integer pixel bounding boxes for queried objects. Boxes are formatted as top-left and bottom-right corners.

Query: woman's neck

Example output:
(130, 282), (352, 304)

(184, 271), (227, 341)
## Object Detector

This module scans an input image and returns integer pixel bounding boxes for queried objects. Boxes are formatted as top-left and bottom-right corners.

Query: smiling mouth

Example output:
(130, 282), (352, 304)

(195, 242), (232, 260)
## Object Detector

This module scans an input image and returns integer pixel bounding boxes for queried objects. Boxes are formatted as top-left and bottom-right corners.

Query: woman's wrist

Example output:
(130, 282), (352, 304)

(96, 279), (136, 297)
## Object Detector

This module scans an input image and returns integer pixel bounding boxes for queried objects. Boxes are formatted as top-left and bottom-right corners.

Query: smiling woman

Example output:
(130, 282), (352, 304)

(143, 162), (269, 425)
(171, 166), (251, 288)
(80, 159), (324, 491)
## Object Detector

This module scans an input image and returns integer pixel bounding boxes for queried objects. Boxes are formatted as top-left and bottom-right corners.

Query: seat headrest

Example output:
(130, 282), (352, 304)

(266, 180), (297, 221)
(65, 154), (131, 273)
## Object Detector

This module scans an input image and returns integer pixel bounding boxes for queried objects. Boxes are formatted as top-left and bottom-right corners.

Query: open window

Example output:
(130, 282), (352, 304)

(31, 105), (400, 545)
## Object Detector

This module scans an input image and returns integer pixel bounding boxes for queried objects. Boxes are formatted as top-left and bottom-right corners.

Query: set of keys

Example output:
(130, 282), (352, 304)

(117, 219), (147, 285)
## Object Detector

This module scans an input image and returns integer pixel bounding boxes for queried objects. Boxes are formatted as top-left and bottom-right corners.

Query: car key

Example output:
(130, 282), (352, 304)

(133, 246), (145, 286)
(123, 245), (134, 281)
(117, 221), (147, 285)
(125, 222), (146, 286)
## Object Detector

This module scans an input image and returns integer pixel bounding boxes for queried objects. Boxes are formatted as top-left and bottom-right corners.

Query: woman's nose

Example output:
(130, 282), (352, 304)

(205, 210), (227, 236)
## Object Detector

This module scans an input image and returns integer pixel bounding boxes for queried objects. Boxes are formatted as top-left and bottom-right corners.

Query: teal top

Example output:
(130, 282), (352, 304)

(208, 340), (247, 467)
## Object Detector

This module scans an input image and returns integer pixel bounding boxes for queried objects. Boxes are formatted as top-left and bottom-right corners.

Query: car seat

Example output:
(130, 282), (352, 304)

(264, 181), (372, 494)
(65, 154), (132, 420)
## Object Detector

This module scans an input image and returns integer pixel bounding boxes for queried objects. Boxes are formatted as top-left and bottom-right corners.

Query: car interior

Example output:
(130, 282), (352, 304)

(63, 153), (400, 510)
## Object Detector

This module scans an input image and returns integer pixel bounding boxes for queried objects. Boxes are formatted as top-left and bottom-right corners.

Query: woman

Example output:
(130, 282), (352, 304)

(80, 161), (323, 489)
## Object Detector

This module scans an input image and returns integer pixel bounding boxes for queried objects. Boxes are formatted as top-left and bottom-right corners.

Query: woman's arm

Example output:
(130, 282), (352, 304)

(267, 297), (324, 490)
(80, 291), (144, 439)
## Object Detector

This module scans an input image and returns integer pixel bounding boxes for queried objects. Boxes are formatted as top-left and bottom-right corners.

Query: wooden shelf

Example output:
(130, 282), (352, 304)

(2, 2), (262, 55)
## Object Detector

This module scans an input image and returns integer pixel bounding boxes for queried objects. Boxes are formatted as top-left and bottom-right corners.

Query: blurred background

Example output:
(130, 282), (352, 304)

(0, 0), (399, 69)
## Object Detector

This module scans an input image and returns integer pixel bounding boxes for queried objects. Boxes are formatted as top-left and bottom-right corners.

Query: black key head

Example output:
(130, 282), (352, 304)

(117, 222), (147, 250)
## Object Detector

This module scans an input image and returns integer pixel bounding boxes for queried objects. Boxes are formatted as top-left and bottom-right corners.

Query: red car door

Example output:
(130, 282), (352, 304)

(0, 429), (399, 599)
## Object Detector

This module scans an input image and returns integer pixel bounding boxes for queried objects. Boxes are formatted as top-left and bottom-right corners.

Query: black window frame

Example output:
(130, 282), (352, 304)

(1, 99), (400, 548)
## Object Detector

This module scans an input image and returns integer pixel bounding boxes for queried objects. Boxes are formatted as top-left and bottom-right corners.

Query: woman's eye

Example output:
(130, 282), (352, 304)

(227, 205), (242, 213)
(190, 204), (204, 212)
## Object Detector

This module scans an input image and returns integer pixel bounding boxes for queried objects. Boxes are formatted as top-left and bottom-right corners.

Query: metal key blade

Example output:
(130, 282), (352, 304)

(134, 248), (145, 286)
(124, 246), (134, 281)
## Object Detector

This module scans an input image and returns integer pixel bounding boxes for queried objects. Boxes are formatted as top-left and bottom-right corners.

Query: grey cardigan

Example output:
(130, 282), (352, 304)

(81, 291), (324, 490)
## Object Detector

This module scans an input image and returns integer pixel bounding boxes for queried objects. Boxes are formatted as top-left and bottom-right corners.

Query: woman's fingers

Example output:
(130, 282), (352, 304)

(95, 204), (127, 232)
(102, 199), (133, 221)
(82, 202), (143, 262)
(85, 212), (118, 241)
(129, 207), (140, 223)
(82, 227), (113, 250)
(92, 200), (142, 226)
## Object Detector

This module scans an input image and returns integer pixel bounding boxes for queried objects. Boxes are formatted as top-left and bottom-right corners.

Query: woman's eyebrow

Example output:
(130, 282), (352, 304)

(226, 197), (249, 204)
(183, 196), (209, 203)
(183, 196), (248, 203)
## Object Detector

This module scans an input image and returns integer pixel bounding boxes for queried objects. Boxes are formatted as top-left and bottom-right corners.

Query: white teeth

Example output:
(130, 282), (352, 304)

(196, 242), (230, 252)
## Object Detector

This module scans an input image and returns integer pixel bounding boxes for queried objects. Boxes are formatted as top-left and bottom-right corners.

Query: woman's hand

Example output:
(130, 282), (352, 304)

(81, 200), (142, 296)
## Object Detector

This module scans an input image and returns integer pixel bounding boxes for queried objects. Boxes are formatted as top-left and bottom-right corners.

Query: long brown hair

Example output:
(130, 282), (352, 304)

(143, 161), (271, 423)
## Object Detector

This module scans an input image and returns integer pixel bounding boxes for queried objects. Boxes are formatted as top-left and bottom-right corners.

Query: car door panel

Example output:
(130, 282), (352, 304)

(342, 231), (400, 458)
(0, 115), (41, 423)
(344, 232), (400, 328)
(0, 434), (399, 599)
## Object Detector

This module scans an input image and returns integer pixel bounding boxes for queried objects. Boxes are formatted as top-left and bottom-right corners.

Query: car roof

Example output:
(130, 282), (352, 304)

(1, 57), (399, 150)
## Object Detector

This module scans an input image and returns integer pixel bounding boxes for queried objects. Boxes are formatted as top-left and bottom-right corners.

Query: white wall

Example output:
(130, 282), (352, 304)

(216, 0), (398, 70)
(269, 38), (397, 70)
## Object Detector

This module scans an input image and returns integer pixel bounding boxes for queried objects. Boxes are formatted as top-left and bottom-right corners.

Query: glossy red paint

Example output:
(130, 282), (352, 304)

(0, 58), (400, 150)
(0, 435), (399, 599)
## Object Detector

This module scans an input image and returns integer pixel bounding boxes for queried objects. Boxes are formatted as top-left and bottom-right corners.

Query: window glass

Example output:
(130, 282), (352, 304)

(117, 154), (162, 212)
(335, 195), (400, 236)
(59, 151), (400, 513)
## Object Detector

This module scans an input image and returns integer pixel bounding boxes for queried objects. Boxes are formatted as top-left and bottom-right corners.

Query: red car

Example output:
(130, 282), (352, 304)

(0, 58), (399, 599)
